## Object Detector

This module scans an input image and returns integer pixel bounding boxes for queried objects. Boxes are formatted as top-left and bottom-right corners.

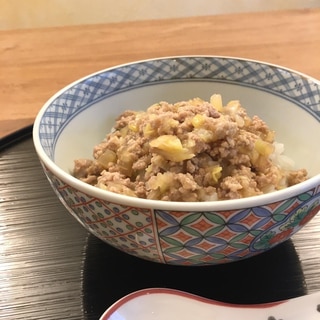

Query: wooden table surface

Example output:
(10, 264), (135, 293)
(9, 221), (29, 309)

(0, 8), (320, 139)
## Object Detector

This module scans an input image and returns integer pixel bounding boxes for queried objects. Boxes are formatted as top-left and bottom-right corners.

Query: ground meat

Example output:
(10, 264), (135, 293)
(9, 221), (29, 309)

(73, 159), (104, 185)
(73, 94), (308, 201)
(287, 169), (309, 186)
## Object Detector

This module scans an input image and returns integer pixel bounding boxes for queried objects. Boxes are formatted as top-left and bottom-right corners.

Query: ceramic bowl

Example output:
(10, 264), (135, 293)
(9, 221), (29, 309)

(33, 56), (320, 266)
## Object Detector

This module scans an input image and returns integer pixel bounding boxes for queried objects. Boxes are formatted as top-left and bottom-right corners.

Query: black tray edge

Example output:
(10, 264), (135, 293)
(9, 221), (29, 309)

(0, 125), (33, 152)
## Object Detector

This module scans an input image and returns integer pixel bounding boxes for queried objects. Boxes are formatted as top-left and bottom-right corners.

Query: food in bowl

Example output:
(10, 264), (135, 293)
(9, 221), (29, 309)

(33, 56), (320, 265)
(73, 94), (308, 201)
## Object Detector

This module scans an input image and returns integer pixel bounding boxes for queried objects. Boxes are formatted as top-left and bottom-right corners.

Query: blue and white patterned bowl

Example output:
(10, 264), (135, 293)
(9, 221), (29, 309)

(33, 56), (320, 265)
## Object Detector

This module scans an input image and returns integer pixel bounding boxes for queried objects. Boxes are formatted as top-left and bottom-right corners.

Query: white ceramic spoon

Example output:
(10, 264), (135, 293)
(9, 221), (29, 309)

(100, 288), (320, 320)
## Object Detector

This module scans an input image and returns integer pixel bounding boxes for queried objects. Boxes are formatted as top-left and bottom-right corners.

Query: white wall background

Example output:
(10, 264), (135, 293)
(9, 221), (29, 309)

(0, 0), (320, 30)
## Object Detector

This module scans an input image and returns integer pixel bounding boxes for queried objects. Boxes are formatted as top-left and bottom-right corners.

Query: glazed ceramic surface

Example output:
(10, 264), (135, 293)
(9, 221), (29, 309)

(33, 56), (320, 265)
(100, 288), (320, 320)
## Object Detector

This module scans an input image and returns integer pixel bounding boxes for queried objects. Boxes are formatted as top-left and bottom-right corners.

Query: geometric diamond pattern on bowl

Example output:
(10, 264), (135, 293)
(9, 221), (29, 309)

(155, 186), (320, 265)
(44, 167), (164, 263)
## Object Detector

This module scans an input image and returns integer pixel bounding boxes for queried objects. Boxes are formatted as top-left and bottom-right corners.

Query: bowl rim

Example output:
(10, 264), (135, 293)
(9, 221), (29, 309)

(33, 55), (320, 211)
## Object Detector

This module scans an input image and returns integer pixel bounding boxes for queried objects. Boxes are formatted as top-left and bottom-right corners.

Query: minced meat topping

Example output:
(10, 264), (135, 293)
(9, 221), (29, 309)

(73, 94), (308, 201)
